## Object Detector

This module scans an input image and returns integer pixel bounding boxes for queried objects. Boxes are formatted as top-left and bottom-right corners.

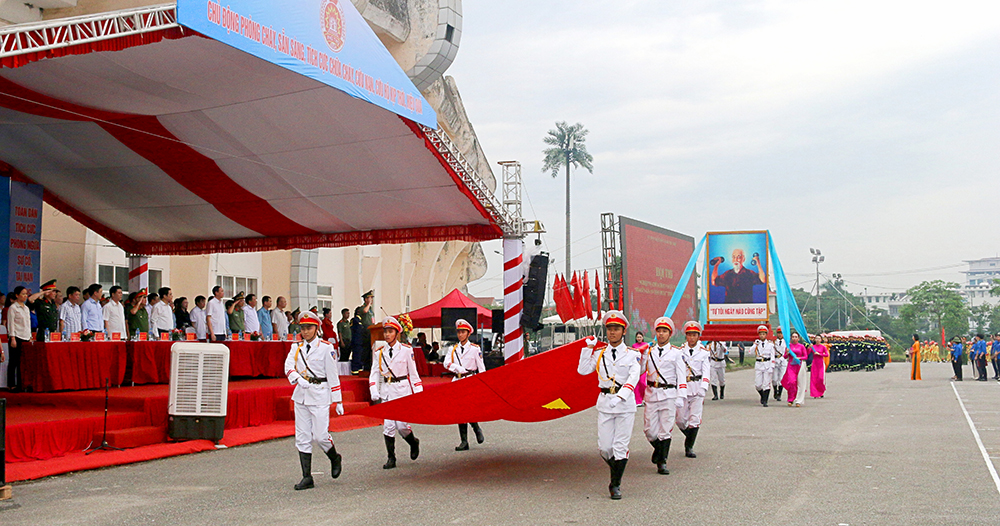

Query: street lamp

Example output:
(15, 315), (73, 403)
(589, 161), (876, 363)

(832, 273), (844, 330)
(810, 248), (824, 332)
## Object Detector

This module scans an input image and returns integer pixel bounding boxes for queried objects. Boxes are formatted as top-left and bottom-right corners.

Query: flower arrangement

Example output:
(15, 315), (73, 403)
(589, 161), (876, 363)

(170, 329), (184, 341)
(79, 329), (94, 342)
(249, 331), (262, 341)
(398, 313), (414, 339)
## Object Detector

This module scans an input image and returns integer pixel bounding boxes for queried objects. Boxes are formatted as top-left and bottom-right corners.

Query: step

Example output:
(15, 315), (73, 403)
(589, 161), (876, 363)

(96, 426), (167, 449)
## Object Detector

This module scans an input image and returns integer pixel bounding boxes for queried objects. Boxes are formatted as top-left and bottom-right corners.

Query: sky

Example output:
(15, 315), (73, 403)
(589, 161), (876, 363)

(451, 0), (1000, 301)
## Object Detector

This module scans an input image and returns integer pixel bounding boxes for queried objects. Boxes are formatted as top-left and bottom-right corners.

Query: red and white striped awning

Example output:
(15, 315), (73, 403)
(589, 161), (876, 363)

(0, 6), (506, 255)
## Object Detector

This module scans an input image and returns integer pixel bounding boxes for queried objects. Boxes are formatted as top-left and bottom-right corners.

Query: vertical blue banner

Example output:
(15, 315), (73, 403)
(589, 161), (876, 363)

(6, 180), (42, 292)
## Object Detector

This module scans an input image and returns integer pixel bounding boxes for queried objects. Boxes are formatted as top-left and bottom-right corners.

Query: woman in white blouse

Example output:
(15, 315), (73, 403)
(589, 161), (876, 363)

(6, 285), (32, 391)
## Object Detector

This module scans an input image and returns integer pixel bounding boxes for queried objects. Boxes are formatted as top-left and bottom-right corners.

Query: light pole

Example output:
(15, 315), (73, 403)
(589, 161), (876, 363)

(832, 273), (843, 330)
(810, 248), (824, 333)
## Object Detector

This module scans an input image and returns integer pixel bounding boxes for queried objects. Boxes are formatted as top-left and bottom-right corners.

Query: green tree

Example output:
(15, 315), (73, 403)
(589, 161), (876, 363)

(970, 304), (992, 335)
(542, 122), (594, 277)
(899, 280), (969, 339)
(988, 304), (1000, 335)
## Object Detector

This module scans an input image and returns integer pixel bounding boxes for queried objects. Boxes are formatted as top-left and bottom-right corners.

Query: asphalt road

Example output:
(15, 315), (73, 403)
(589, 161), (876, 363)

(2, 362), (998, 525)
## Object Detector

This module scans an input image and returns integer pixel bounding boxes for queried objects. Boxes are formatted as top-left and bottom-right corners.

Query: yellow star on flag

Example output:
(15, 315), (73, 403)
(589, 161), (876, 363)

(542, 398), (570, 410)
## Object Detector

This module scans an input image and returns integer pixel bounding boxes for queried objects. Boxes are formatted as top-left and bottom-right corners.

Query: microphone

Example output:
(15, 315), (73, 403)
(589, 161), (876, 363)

(710, 257), (724, 266)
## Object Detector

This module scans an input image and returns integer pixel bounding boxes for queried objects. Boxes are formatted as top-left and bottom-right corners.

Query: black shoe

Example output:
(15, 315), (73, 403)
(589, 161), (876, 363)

(402, 432), (420, 460)
(325, 447), (342, 479)
(757, 389), (764, 405)
(719, 386), (725, 400)
(763, 389), (770, 408)
(294, 452), (314, 490)
(658, 439), (671, 475)
(456, 424), (470, 451)
(383, 435), (397, 469)
(471, 423), (485, 444)
(455, 441), (469, 451)
(609, 458), (627, 499)
(650, 440), (660, 465)
(684, 427), (698, 458)
(711, 385), (718, 400)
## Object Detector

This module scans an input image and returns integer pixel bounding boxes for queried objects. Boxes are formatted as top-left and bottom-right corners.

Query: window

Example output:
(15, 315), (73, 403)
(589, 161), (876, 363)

(216, 274), (257, 297)
(445, 24), (455, 43)
(317, 284), (333, 313)
(98, 265), (129, 292)
(149, 270), (163, 294)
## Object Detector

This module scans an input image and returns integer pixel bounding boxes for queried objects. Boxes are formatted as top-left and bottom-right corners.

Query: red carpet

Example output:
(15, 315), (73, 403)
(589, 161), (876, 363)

(3, 374), (451, 482)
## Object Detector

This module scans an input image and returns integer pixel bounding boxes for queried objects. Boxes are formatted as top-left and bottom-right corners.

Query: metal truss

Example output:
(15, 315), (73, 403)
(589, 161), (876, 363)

(499, 160), (523, 239)
(600, 212), (623, 311)
(421, 124), (517, 236)
(0, 4), (178, 59)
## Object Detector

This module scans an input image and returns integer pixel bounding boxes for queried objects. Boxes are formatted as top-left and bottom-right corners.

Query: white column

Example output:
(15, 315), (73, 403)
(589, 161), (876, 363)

(127, 255), (149, 293)
(503, 238), (524, 363)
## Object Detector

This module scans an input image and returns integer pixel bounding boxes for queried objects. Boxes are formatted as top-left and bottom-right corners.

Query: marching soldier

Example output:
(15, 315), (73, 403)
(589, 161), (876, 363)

(750, 325), (776, 407)
(443, 318), (487, 450)
(676, 321), (710, 458)
(772, 327), (787, 400)
(369, 316), (423, 469)
(641, 317), (687, 475)
(578, 310), (641, 500)
(283, 311), (343, 490)
(707, 340), (727, 400)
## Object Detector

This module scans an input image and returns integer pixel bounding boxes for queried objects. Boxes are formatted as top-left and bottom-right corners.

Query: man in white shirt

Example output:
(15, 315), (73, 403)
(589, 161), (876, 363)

(103, 286), (127, 338)
(150, 287), (175, 335)
(272, 296), (289, 339)
(205, 286), (227, 342)
(190, 295), (208, 341)
(59, 286), (83, 338)
(146, 292), (158, 317)
(243, 293), (261, 334)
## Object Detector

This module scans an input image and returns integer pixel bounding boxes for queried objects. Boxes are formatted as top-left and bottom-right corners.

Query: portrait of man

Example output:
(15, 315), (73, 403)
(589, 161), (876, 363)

(711, 248), (765, 304)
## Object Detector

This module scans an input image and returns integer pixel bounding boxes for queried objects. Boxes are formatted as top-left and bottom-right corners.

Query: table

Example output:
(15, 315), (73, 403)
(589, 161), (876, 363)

(20, 341), (127, 392)
(129, 340), (292, 384)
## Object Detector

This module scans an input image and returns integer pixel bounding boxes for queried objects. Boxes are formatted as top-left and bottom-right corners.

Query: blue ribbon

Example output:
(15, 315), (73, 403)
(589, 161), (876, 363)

(768, 232), (809, 365)
(663, 234), (706, 319)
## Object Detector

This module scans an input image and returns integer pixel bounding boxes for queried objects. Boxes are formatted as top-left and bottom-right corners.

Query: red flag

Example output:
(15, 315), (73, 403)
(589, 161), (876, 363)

(582, 271), (593, 320)
(571, 272), (586, 320)
(553, 274), (572, 323)
(618, 282), (624, 311)
(595, 272), (602, 321)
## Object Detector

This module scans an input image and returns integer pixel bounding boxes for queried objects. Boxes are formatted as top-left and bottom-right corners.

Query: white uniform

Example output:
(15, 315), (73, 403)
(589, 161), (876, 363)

(676, 343), (711, 430)
(772, 338), (787, 390)
(284, 336), (342, 454)
(641, 343), (688, 441)
(369, 340), (423, 437)
(578, 342), (641, 461)
(751, 339), (777, 391)
(443, 341), (486, 380)
(707, 341), (727, 387)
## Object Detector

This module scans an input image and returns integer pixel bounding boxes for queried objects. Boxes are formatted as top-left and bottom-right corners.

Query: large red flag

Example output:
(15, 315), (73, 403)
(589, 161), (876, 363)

(553, 274), (572, 323)
(582, 271), (593, 320)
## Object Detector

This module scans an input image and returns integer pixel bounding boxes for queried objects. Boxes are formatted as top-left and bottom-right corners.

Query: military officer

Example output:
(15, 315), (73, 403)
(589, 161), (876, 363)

(443, 318), (487, 451)
(578, 310), (641, 500)
(32, 279), (59, 341)
(369, 316), (423, 469)
(676, 321), (711, 458)
(283, 311), (343, 491)
(750, 325), (777, 407)
(771, 327), (787, 400)
(707, 340), (728, 400)
(641, 316), (687, 475)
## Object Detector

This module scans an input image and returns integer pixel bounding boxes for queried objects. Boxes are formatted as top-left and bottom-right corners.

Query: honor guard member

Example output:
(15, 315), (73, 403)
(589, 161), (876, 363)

(771, 328), (787, 400)
(578, 310), (641, 500)
(443, 318), (487, 450)
(283, 311), (343, 490)
(750, 325), (776, 406)
(676, 321), (711, 458)
(641, 317), (687, 475)
(707, 340), (728, 400)
(369, 316), (423, 469)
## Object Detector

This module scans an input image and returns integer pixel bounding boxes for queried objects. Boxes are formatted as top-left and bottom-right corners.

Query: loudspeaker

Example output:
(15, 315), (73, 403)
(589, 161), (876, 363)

(521, 252), (549, 331)
(441, 307), (478, 342)
(491, 309), (504, 334)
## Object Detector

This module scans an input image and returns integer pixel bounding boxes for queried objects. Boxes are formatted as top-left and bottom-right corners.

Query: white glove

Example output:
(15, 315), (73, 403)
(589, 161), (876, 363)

(335, 403), (344, 416)
(585, 336), (597, 349)
(674, 397), (684, 408)
(296, 377), (310, 388)
(455, 366), (467, 375)
(608, 395), (621, 408)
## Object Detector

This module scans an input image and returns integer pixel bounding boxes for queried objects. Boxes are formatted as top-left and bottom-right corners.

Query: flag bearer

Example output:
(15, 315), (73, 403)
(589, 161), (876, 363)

(578, 310), (641, 500)
(751, 325), (777, 407)
(641, 317), (687, 475)
(369, 316), (423, 469)
(676, 321), (710, 458)
(284, 311), (343, 490)
(443, 318), (487, 450)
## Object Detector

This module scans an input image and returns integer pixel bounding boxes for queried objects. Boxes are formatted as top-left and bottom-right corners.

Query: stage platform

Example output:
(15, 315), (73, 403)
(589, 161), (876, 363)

(3, 374), (451, 482)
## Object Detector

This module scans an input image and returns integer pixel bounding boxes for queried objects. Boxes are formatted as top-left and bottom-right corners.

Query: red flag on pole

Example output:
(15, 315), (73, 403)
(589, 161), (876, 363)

(571, 272), (586, 320)
(553, 274), (573, 323)
(583, 271), (593, 320)
(595, 272), (602, 321)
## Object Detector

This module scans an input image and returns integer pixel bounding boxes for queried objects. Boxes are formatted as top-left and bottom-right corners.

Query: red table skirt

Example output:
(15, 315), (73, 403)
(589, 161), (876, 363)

(21, 341), (127, 392)
(129, 341), (291, 384)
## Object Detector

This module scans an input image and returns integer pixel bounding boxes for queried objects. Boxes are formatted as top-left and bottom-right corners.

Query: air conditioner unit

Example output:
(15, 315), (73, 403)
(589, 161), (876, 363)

(168, 343), (230, 442)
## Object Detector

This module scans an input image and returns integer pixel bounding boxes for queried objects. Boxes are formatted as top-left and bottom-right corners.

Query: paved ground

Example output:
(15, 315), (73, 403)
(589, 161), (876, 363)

(2, 362), (998, 525)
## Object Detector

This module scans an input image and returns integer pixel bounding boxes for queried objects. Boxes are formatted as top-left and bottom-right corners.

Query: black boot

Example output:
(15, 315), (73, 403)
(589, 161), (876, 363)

(719, 385), (725, 400)
(455, 424), (470, 451)
(325, 445), (342, 479)
(711, 385), (719, 400)
(763, 389), (770, 407)
(758, 389), (765, 405)
(650, 440), (659, 465)
(609, 458), (627, 499)
(402, 432), (420, 460)
(294, 451), (314, 490)
(656, 439), (670, 475)
(471, 422), (485, 444)
(774, 385), (782, 401)
(685, 427), (698, 458)
(382, 435), (397, 469)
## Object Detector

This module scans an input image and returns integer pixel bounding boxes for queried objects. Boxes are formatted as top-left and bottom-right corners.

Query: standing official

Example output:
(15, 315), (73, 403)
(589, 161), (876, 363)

(578, 311), (640, 499)
(751, 326), (777, 407)
(641, 317), (686, 475)
(950, 338), (963, 381)
(284, 311), (343, 490)
(707, 340), (727, 400)
(443, 319), (487, 451)
(771, 328), (787, 400)
(677, 321), (710, 458)
(369, 316), (423, 469)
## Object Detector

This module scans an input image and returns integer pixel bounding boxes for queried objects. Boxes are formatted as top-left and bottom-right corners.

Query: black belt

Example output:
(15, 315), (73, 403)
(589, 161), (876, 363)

(307, 377), (328, 384)
(457, 369), (479, 378)
(711, 358), (725, 362)
(647, 380), (677, 389)
(387, 375), (409, 383)
(687, 375), (702, 382)
(756, 358), (771, 362)
(600, 382), (623, 394)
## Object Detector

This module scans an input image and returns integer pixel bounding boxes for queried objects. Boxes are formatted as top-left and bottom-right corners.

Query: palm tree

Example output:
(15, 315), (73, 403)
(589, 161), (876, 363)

(542, 122), (594, 277)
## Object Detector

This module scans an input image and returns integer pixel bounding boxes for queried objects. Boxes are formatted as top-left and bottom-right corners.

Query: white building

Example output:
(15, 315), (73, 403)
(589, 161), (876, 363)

(961, 257), (1000, 307)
